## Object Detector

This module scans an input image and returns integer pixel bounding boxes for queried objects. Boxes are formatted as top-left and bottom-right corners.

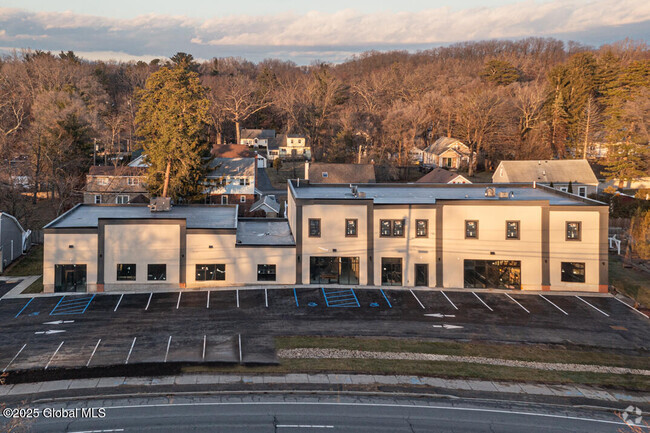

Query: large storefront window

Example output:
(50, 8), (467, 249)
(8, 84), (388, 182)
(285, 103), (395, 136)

(464, 260), (521, 289)
(54, 264), (87, 293)
(310, 257), (359, 285)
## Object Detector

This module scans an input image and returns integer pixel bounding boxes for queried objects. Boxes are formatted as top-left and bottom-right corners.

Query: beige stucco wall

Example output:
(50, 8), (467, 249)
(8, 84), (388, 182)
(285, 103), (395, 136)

(373, 206), (436, 287)
(186, 233), (295, 287)
(549, 210), (601, 292)
(103, 224), (180, 290)
(43, 232), (98, 293)
(300, 204), (369, 285)
(441, 205), (543, 290)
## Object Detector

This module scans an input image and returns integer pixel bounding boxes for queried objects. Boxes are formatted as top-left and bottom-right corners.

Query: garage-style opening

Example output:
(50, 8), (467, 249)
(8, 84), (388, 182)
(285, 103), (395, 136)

(464, 259), (521, 289)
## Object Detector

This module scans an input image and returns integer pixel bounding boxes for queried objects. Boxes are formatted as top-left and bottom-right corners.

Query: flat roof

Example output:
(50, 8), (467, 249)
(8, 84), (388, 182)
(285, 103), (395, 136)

(290, 181), (603, 206)
(45, 204), (238, 229)
(236, 220), (295, 246)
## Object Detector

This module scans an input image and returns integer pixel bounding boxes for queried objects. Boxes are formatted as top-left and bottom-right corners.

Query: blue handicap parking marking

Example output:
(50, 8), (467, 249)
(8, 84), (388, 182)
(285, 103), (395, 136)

(308, 302), (318, 307)
(369, 302), (379, 307)
(50, 294), (95, 315)
(321, 288), (360, 308)
(379, 289), (393, 308)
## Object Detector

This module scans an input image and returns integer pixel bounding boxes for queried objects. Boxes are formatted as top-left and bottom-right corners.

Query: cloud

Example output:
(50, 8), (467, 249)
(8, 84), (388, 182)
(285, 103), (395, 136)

(0, 1), (648, 64)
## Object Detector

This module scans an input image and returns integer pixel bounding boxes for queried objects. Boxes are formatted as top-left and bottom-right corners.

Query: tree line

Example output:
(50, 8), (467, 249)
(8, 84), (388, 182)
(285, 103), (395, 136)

(0, 38), (648, 213)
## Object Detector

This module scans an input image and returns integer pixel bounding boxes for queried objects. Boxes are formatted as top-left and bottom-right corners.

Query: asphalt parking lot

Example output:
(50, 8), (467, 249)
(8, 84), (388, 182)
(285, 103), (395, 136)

(0, 287), (648, 373)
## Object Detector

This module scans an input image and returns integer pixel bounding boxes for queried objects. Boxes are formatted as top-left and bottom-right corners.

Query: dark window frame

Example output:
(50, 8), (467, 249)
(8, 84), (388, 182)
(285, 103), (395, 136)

(379, 220), (392, 237)
(308, 218), (321, 237)
(257, 264), (277, 281)
(117, 264), (136, 281)
(392, 219), (405, 237)
(147, 264), (167, 281)
(380, 219), (406, 237)
(195, 264), (226, 281)
(465, 220), (479, 239)
(506, 220), (520, 240)
(416, 219), (428, 237)
(345, 219), (358, 237)
(561, 262), (585, 283)
(566, 221), (582, 241)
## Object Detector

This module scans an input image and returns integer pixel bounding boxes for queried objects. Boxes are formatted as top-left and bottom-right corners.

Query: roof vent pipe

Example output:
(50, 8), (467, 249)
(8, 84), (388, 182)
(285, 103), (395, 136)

(533, 181), (536, 189)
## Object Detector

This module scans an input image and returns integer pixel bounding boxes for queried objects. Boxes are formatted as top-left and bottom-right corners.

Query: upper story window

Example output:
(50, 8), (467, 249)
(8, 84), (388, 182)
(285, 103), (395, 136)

(240, 196), (246, 203)
(506, 221), (520, 240)
(345, 219), (358, 237)
(94, 195), (101, 204)
(116, 195), (129, 204)
(465, 220), (478, 239)
(127, 177), (139, 186)
(97, 177), (108, 186)
(566, 222), (581, 241)
(578, 186), (587, 197)
(380, 219), (405, 237)
(322, 172), (328, 178)
(416, 220), (428, 237)
(309, 218), (321, 237)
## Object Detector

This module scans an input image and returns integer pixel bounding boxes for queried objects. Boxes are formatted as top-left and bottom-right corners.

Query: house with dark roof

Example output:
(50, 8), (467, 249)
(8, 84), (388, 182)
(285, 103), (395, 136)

(422, 137), (472, 168)
(239, 129), (276, 148)
(212, 143), (267, 168)
(493, 160), (599, 197)
(84, 166), (149, 204)
(268, 134), (311, 160)
(416, 168), (471, 184)
(203, 158), (257, 211)
(250, 195), (281, 217)
(305, 162), (376, 184)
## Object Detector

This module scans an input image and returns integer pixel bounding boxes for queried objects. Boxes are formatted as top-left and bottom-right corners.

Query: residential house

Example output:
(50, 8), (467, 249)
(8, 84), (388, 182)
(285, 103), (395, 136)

(268, 134), (311, 160)
(416, 168), (472, 184)
(305, 162), (376, 184)
(0, 212), (31, 273)
(239, 129), (276, 148)
(493, 160), (599, 197)
(212, 143), (267, 168)
(203, 158), (257, 212)
(83, 166), (149, 204)
(422, 137), (472, 168)
(409, 147), (424, 164)
(42, 182), (608, 293)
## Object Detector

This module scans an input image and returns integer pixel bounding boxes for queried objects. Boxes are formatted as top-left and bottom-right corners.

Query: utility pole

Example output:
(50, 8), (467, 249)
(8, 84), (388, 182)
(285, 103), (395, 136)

(93, 138), (97, 166)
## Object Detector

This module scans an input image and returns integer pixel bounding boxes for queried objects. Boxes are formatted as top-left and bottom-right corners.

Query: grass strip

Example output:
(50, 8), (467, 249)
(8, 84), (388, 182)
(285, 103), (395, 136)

(275, 336), (650, 370)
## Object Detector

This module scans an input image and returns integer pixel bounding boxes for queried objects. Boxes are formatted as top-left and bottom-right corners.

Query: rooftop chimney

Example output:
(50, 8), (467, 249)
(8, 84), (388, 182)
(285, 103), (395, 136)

(304, 161), (310, 180)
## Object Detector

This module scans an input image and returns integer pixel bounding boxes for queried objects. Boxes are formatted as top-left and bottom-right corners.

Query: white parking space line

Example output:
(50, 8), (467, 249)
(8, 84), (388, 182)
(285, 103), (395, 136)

(207, 291), (210, 309)
(613, 297), (649, 319)
(265, 289), (269, 308)
(277, 426), (334, 429)
(202, 335), (207, 361)
(539, 295), (568, 315)
(440, 291), (458, 310)
(3, 344), (26, 372)
(410, 290), (426, 309)
(114, 294), (124, 312)
(472, 292), (493, 312)
(176, 292), (182, 309)
(505, 293), (530, 314)
(145, 293), (152, 311)
(236, 290), (240, 308)
(575, 296), (609, 317)
(87, 339), (101, 367)
(164, 336), (172, 362)
(45, 341), (64, 370)
(238, 334), (242, 363)
(125, 337), (137, 364)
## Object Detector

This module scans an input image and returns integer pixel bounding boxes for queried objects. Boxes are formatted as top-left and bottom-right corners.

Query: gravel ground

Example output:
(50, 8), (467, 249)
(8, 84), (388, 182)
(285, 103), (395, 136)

(278, 348), (650, 376)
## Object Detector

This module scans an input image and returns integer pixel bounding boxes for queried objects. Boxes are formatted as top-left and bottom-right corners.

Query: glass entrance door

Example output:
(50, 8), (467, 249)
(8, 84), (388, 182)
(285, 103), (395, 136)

(381, 258), (403, 286)
(310, 257), (359, 285)
(54, 264), (87, 292)
(415, 264), (428, 286)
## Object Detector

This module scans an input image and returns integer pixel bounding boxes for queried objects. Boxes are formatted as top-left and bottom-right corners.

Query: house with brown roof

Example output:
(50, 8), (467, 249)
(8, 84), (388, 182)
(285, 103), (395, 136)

(212, 143), (267, 168)
(305, 162), (376, 184)
(422, 137), (472, 168)
(83, 166), (149, 204)
(493, 160), (599, 197)
(416, 168), (471, 184)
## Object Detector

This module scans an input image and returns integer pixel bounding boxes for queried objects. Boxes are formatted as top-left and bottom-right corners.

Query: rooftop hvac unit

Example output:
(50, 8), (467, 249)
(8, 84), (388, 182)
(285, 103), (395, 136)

(149, 197), (171, 212)
(498, 191), (510, 199)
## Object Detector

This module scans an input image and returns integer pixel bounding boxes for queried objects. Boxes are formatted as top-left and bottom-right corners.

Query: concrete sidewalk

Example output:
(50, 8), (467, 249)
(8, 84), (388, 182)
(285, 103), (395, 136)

(2, 373), (648, 404)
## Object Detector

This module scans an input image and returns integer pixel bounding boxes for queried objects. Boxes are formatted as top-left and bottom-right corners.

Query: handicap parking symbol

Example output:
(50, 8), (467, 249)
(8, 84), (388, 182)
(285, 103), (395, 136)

(29, 312), (40, 316)
(370, 302), (379, 307)
(308, 302), (318, 307)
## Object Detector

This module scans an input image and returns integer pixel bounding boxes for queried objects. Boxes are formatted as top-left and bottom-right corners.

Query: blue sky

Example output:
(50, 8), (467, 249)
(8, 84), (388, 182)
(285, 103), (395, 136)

(0, 1), (648, 64)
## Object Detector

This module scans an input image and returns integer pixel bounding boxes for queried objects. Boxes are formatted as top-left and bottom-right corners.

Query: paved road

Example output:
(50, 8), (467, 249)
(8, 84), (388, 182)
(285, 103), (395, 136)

(0, 288), (648, 373)
(0, 281), (19, 298)
(8, 393), (636, 432)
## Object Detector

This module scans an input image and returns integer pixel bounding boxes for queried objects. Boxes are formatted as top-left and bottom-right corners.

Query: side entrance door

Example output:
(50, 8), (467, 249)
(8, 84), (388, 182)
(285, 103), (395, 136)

(415, 264), (428, 286)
